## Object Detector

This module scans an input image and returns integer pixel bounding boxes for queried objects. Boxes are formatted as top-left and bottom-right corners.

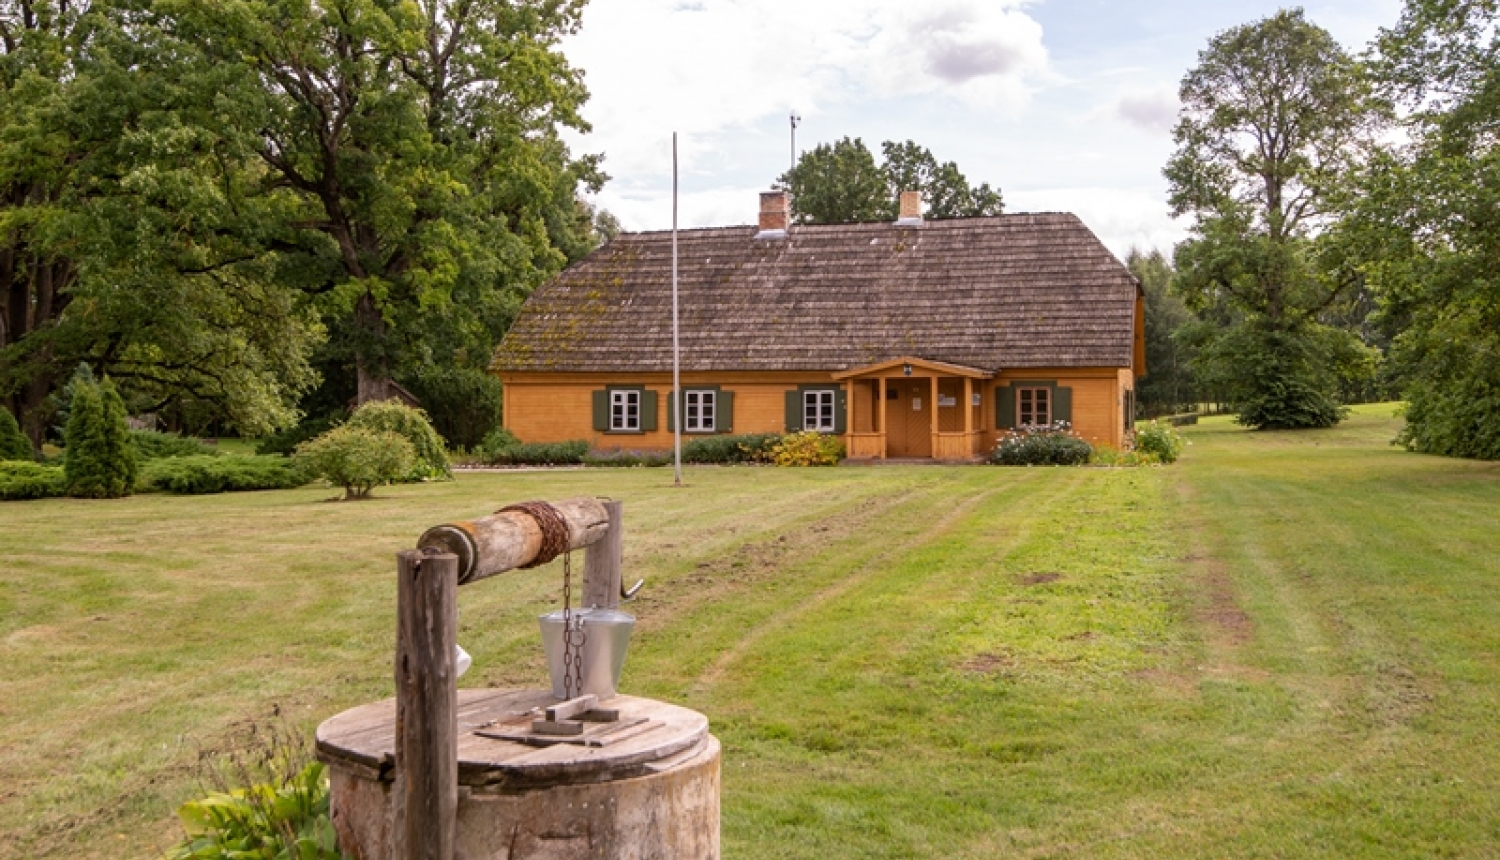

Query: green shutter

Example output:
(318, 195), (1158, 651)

(996, 384), (1015, 429)
(785, 390), (803, 432)
(641, 389), (659, 431)
(716, 390), (734, 433)
(666, 388), (677, 432)
(1053, 385), (1072, 424)
(592, 390), (609, 431)
(834, 387), (848, 434)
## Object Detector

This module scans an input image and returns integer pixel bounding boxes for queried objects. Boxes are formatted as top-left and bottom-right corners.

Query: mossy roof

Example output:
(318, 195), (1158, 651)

(492, 212), (1140, 373)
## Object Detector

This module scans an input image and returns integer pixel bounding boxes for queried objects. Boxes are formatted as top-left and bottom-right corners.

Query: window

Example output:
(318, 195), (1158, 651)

(804, 389), (836, 431)
(1018, 387), (1050, 426)
(610, 389), (640, 432)
(684, 389), (716, 433)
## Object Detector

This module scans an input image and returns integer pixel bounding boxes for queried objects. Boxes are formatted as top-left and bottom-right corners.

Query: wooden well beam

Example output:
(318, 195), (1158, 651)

(417, 497), (611, 584)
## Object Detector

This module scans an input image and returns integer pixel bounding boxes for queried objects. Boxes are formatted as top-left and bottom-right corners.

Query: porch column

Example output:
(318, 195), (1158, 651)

(877, 376), (888, 460)
(929, 375), (939, 451)
(963, 377), (973, 436)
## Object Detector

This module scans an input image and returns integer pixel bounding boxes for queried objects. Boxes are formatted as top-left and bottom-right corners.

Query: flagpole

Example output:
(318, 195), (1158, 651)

(671, 132), (682, 487)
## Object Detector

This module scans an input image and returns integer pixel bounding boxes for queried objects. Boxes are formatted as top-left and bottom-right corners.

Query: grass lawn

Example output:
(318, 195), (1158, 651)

(2, 404), (1498, 858)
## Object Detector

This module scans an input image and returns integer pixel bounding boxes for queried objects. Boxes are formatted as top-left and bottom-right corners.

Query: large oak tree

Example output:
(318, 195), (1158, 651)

(1166, 9), (1384, 429)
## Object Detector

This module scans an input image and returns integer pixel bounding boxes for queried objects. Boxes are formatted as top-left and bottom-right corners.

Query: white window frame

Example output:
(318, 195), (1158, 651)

(610, 389), (641, 432)
(803, 389), (836, 432)
(684, 389), (716, 433)
(1017, 387), (1051, 427)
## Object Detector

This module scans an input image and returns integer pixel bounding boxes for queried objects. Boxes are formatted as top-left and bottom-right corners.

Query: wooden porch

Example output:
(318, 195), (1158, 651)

(834, 357), (993, 462)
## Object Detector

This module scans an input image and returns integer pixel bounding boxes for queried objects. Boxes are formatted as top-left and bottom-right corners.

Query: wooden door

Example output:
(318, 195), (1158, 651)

(886, 380), (932, 458)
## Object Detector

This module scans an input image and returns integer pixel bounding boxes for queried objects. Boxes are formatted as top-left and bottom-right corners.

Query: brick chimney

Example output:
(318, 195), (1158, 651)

(895, 190), (923, 226)
(755, 190), (789, 239)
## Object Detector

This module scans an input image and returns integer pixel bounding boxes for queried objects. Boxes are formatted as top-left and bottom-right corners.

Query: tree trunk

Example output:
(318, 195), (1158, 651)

(354, 291), (392, 405)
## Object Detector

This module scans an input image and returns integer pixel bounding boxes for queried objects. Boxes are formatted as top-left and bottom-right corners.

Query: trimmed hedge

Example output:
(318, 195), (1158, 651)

(582, 449), (672, 467)
(0, 462), (66, 500)
(142, 456), (310, 494)
(682, 433), (780, 464)
(487, 440), (589, 466)
(131, 429), (219, 460)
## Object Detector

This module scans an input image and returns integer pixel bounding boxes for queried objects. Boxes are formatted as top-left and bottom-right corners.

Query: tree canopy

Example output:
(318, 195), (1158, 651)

(0, 0), (604, 445)
(776, 137), (1003, 224)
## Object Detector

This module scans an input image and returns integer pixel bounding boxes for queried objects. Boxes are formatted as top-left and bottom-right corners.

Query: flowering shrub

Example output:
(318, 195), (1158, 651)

(989, 421), (1092, 466)
(768, 431), (845, 466)
(1133, 420), (1185, 463)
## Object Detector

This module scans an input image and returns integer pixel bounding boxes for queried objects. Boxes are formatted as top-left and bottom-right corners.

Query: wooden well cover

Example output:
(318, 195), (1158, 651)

(316, 689), (710, 791)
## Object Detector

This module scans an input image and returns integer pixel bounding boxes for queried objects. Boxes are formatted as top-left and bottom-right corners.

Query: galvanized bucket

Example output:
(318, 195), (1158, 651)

(538, 607), (635, 700)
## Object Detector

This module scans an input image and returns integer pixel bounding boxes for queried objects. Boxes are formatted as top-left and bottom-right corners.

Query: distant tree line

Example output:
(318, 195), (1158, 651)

(0, 0), (610, 454)
(1128, 3), (1499, 459)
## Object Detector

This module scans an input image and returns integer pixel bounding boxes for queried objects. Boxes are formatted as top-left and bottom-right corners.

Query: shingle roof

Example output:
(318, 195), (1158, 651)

(492, 212), (1139, 373)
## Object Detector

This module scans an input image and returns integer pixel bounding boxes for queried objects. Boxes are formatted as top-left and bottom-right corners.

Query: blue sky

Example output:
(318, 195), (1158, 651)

(563, 0), (1401, 256)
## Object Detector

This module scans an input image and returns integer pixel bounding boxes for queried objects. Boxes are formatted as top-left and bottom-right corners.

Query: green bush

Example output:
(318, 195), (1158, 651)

(345, 400), (451, 480)
(295, 426), (416, 500)
(0, 462), (66, 500)
(131, 429), (219, 460)
(583, 448), (672, 467)
(768, 431), (845, 466)
(64, 374), (138, 498)
(403, 366), (505, 450)
(479, 427), (522, 460)
(1133, 420), (1185, 464)
(488, 439), (589, 466)
(0, 407), (32, 461)
(254, 415), (341, 457)
(683, 433), (781, 464)
(142, 456), (310, 494)
(989, 423), (1092, 466)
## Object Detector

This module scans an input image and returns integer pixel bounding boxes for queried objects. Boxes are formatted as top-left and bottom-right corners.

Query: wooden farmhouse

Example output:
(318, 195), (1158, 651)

(491, 191), (1145, 460)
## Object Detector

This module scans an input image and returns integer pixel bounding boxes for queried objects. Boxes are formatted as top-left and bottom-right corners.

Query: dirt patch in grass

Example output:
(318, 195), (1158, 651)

(1019, 572), (1062, 586)
(959, 651), (1015, 674)
(1195, 556), (1254, 646)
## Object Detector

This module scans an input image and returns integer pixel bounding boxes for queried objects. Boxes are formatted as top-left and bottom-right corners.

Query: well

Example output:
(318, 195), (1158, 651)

(318, 689), (719, 859)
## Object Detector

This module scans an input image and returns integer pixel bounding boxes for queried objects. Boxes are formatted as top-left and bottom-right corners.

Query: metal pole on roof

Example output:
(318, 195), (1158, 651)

(671, 132), (682, 487)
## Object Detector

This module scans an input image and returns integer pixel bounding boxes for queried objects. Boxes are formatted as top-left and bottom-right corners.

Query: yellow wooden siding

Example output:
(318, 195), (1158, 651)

(500, 368), (1128, 453)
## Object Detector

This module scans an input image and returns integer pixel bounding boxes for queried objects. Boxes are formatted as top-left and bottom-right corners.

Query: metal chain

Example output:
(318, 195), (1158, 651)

(559, 550), (586, 698)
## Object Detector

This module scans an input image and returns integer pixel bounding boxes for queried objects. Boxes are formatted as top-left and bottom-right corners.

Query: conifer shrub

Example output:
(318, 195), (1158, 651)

(131, 429), (219, 460)
(0, 407), (32, 461)
(142, 456), (310, 494)
(345, 400), (451, 480)
(64, 375), (138, 498)
(0, 462), (66, 500)
(295, 426), (415, 500)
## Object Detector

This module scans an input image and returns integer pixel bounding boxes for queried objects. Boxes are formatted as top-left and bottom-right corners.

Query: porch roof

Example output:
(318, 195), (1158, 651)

(830, 356), (992, 381)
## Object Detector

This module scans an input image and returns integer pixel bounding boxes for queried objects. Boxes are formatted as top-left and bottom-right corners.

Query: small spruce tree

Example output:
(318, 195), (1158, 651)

(0, 407), (33, 461)
(64, 374), (137, 498)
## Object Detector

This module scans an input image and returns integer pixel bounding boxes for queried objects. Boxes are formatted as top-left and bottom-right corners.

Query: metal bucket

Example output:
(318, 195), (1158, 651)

(538, 607), (635, 700)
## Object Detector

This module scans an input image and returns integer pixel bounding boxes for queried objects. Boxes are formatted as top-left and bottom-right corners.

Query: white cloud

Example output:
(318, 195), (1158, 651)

(1006, 186), (1188, 259)
(563, 0), (1051, 182)
(1114, 88), (1179, 132)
